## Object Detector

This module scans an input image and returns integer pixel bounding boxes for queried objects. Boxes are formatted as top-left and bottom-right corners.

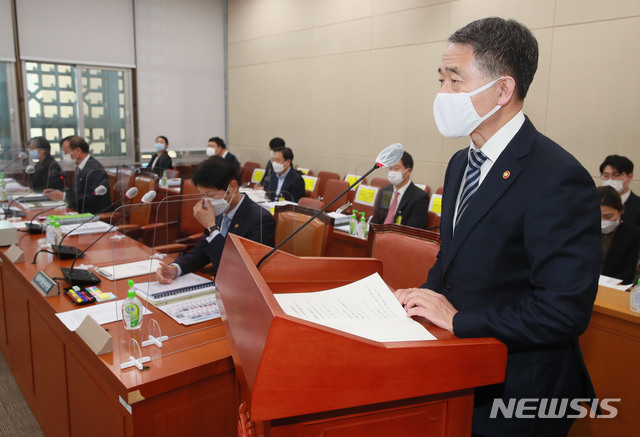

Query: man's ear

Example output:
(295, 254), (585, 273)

(497, 76), (517, 106)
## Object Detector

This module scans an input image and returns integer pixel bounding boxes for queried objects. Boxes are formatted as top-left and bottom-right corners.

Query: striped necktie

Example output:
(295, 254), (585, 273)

(455, 149), (487, 227)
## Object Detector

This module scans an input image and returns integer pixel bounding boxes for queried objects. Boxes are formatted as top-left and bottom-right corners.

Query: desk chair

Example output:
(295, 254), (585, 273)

(154, 178), (205, 255)
(241, 162), (260, 185)
(321, 179), (350, 213)
(426, 211), (441, 232)
(316, 171), (340, 199)
(164, 169), (180, 179)
(367, 223), (441, 290)
(174, 164), (195, 179)
(370, 177), (391, 188)
(273, 204), (334, 257)
(298, 197), (324, 210)
(101, 165), (135, 223)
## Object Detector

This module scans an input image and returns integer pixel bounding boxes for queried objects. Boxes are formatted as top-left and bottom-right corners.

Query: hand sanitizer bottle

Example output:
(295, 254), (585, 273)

(122, 279), (143, 330)
(161, 170), (168, 187)
(46, 216), (57, 245)
(358, 212), (367, 239)
(54, 219), (63, 245)
(630, 279), (640, 313)
(349, 210), (358, 236)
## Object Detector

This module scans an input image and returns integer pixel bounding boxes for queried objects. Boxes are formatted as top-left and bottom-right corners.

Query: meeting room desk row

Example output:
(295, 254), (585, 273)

(0, 223), (237, 437)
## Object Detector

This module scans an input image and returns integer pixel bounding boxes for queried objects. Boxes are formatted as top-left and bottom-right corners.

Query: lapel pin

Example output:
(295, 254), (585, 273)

(503, 171), (510, 179)
(234, 224), (239, 228)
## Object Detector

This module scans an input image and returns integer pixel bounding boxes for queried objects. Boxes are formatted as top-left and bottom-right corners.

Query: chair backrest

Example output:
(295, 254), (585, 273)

(321, 179), (350, 212)
(426, 211), (441, 232)
(241, 161), (260, 185)
(435, 186), (443, 194)
(274, 204), (334, 257)
(370, 177), (391, 188)
(174, 164), (195, 179)
(367, 223), (441, 290)
(164, 168), (180, 179)
(298, 197), (324, 210)
(109, 166), (135, 206)
(316, 171), (340, 198)
(179, 178), (204, 235)
(128, 174), (158, 225)
(348, 184), (379, 220)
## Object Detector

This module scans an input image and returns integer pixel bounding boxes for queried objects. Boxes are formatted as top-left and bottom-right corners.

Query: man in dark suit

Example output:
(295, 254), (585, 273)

(599, 155), (640, 227)
(260, 137), (285, 188)
(266, 147), (305, 202)
(147, 135), (173, 176)
(27, 136), (64, 191)
(44, 136), (111, 214)
(207, 137), (241, 182)
(395, 18), (601, 437)
(371, 151), (429, 229)
(156, 156), (275, 282)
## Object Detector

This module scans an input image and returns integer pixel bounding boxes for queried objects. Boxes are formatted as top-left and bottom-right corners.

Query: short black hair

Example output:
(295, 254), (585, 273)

(269, 137), (285, 150)
(28, 136), (51, 151)
(400, 151), (413, 169)
(597, 186), (624, 212)
(156, 135), (169, 146)
(192, 156), (236, 190)
(448, 17), (538, 101)
(67, 136), (90, 153)
(274, 146), (293, 162)
(599, 155), (634, 175)
(208, 137), (226, 149)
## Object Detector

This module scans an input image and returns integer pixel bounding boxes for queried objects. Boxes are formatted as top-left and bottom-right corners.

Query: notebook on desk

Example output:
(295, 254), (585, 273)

(134, 273), (219, 325)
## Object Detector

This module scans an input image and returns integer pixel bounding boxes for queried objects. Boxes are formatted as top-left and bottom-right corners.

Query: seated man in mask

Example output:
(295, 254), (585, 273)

(156, 156), (275, 282)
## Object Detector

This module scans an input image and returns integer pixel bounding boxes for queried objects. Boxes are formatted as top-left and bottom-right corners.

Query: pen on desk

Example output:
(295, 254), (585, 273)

(68, 289), (83, 303)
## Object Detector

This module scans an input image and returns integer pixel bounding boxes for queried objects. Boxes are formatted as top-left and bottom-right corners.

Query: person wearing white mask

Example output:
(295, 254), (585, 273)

(265, 146), (305, 202)
(207, 137), (240, 181)
(599, 155), (640, 227)
(371, 151), (429, 229)
(156, 156), (275, 283)
(394, 18), (601, 437)
(598, 186), (640, 284)
(259, 137), (286, 188)
(146, 135), (173, 175)
(27, 136), (64, 191)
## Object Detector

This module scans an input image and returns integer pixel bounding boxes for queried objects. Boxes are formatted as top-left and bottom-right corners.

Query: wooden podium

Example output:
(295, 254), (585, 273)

(215, 235), (507, 437)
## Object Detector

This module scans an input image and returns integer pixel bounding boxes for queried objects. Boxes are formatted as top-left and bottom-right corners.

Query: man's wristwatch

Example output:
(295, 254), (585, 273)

(203, 225), (218, 237)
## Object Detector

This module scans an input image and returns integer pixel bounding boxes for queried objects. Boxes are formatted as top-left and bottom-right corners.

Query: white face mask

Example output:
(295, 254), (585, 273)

(601, 219), (620, 234)
(205, 147), (216, 157)
(602, 178), (625, 193)
(272, 161), (285, 174)
(207, 198), (229, 216)
(62, 153), (74, 163)
(433, 77), (504, 139)
(387, 170), (406, 186)
(154, 142), (165, 152)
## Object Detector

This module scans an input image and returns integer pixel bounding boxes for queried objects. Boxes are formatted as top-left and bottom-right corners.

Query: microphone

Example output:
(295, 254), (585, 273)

(0, 151), (28, 173)
(51, 186), (138, 258)
(25, 165), (35, 174)
(60, 190), (156, 285)
(94, 185), (107, 196)
(256, 143), (404, 268)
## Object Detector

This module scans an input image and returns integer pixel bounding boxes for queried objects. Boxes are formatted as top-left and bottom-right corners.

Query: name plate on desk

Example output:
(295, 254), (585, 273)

(32, 271), (60, 297)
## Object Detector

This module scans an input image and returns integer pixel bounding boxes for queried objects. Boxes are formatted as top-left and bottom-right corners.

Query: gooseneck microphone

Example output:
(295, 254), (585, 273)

(60, 190), (156, 285)
(51, 186), (137, 258)
(256, 143), (404, 269)
(0, 151), (28, 173)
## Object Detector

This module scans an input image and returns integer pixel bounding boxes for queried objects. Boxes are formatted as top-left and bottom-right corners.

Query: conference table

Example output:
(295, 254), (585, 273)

(0, 209), (237, 437)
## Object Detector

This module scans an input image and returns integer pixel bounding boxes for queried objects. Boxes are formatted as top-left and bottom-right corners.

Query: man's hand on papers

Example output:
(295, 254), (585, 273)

(394, 288), (458, 334)
(156, 261), (178, 284)
(193, 198), (216, 228)
(43, 188), (64, 201)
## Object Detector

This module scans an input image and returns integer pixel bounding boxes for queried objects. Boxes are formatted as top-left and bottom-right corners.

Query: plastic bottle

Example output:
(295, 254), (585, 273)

(0, 172), (6, 202)
(53, 219), (63, 245)
(630, 279), (640, 313)
(358, 212), (367, 239)
(349, 210), (358, 236)
(161, 170), (168, 187)
(122, 279), (143, 330)
(46, 216), (57, 245)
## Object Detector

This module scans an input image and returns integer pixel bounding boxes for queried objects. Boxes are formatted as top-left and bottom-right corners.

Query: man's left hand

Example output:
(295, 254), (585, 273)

(394, 288), (458, 334)
(193, 199), (217, 228)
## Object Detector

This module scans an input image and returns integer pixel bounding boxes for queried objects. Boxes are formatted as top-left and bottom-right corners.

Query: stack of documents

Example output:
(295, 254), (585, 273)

(95, 259), (162, 281)
(61, 221), (113, 236)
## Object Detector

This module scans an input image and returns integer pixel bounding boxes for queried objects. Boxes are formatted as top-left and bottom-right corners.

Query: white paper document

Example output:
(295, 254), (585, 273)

(598, 274), (631, 291)
(61, 220), (114, 236)
(274, 273), (436, 342)
(95, 259), (162, 281)
(56, 299), (152, 331)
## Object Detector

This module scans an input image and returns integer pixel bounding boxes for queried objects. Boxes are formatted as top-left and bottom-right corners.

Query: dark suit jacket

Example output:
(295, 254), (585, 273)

(267, 168), (305, 202)
(147, 152), (173, 175)
(223, 151), (241, 182)
(67, 156), (111, 214)
(623, 191), (640, 227)
(425, 116), (601, 436)
(174, 196), (275, 276)
(371, 182), (429, 229)
(602, 222), (640, 284)
(30, 154), (63, 191)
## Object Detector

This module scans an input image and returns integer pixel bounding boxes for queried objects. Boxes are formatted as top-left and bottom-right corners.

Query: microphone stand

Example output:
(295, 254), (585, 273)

(60, 200), (152, 285)
(256, 163), (380, 269)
